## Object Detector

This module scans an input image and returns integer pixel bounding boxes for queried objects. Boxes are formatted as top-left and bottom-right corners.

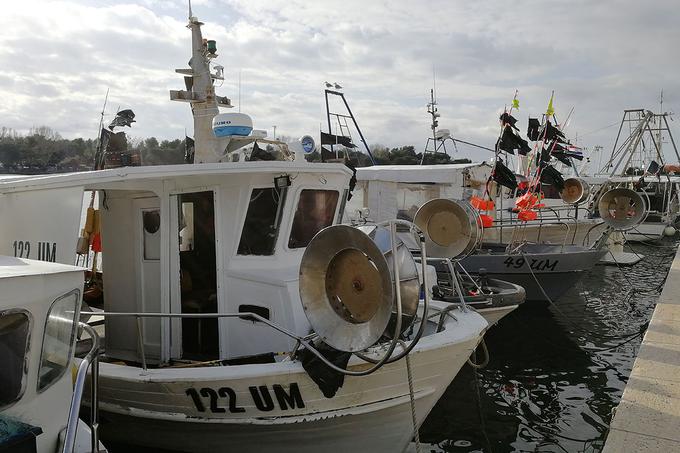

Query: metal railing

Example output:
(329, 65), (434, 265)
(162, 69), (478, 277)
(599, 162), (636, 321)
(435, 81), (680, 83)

(62, 323), (101, 453)
(80, 219), (454, 377)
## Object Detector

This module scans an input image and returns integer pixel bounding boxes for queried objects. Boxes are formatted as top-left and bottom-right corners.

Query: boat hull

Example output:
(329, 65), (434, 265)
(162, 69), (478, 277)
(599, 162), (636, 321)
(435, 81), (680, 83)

(483, 219), (607, 248)
(624, 221), (667, 242)
(87, 305), (487, 453)
(477, 304), (519, 325)
(459, 245), (607, 302)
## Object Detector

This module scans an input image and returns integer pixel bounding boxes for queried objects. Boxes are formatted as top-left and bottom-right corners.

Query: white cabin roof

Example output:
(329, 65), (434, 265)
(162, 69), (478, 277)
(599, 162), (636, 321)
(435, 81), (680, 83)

(0, 256), (85, 279)
(0, 161), (353, 193)
(356, 162), (491, 183)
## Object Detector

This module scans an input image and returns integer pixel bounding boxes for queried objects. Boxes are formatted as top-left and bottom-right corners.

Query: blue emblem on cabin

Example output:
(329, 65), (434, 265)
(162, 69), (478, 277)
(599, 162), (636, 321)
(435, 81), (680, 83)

(301, 135), (315, 153)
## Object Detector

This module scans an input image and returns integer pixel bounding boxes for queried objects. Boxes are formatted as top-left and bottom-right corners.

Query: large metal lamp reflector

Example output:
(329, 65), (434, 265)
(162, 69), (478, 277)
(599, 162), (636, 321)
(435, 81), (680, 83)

(414, 198), (479, 258)
(598, 188), (646, 230)
(299, 225), (393, 352)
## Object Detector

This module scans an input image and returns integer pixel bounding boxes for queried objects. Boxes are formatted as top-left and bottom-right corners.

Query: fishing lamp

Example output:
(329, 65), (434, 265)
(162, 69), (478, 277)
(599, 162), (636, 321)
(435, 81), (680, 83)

(207, 40), (217, 54)
(274, 175), (291, 190)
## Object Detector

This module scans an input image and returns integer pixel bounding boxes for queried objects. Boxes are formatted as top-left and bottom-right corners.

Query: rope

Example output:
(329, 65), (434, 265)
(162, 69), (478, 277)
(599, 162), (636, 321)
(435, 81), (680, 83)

(467, 338), (490, 369)
(405, 352), (421, 453)
(472, 360), (494, 452)
(519, 253), (651, 342)
(607, 243), (675, 295)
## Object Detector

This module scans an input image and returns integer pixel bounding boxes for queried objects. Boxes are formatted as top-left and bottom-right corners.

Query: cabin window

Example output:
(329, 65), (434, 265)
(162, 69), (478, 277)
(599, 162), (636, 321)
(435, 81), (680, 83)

(179, 202), (195, 251)
(143, 209), (161, 260)
(288, 190), (340, 248)
(38, 290), (80, 392)
(177, 191), (219, 360)
(0, 311), (30, 409)
(238, 187), (285, 256)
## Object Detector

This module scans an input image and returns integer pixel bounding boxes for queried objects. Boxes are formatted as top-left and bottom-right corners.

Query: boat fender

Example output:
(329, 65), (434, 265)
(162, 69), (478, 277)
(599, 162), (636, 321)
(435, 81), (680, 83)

(298, 341), (351, 398)
(84, 207), (95, 234)
(664, 226), (676, 237)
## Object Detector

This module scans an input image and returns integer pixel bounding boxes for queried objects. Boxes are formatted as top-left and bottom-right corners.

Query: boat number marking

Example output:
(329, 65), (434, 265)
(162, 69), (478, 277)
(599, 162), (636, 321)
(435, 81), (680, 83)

(12, 240), (57, 262)
(186, 383), (305, 413)
(502, 256), (558, 271)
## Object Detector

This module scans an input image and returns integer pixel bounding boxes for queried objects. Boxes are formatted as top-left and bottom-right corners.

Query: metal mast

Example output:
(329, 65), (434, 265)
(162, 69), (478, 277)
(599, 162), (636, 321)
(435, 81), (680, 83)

(599, 109), (680, 176)
(170, 5), (232, 163)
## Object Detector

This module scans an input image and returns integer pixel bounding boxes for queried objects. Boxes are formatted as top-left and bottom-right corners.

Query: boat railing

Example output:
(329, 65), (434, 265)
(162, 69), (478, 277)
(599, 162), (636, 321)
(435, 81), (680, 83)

(79, 299), (456, 372)
(482, 218), (572, 251)
(63, 323), (101, 453)
(79, 220), (459, 377)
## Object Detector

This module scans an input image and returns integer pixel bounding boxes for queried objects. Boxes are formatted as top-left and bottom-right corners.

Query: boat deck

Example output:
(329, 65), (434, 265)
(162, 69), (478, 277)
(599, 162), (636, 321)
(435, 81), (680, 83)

(603, 244), (680, 452)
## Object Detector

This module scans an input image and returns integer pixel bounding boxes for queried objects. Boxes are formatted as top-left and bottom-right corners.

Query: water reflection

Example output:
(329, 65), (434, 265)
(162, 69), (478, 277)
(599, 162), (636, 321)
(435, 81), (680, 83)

(420, 239), (678, 452)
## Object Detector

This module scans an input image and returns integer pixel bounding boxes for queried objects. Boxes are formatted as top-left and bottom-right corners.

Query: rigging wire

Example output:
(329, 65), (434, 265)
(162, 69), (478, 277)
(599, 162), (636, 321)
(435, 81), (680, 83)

(519, 253), (653, 345)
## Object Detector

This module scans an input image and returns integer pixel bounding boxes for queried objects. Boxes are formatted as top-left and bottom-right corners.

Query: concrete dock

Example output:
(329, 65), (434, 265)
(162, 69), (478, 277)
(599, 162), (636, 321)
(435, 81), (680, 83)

(603, 244), (680, 452)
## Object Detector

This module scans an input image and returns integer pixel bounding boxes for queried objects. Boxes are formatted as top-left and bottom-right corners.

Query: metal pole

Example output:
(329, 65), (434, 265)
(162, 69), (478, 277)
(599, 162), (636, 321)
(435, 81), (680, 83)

(324, 89), (333, 158)
(662, 115), (680, 163)
(338, 92), (375, 164)
(601, 110), (628, 173)
(136, 316), (147, 371)
(90, 353), (99, 453)
(62, 324), (100, 453)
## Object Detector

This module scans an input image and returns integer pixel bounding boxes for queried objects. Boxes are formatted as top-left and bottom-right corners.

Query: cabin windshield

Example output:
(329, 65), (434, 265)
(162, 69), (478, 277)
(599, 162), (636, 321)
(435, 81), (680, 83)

(0, 311), (30, 408)
(38, 290), (79, 392)
(288, 189), (340, 248)
(396, 184), (439, 221)
(238, 187), (286, 256)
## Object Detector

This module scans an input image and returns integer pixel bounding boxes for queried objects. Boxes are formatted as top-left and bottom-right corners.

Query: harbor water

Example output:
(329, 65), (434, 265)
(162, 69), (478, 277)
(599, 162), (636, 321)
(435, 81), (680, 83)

(419, 238), (679, 453)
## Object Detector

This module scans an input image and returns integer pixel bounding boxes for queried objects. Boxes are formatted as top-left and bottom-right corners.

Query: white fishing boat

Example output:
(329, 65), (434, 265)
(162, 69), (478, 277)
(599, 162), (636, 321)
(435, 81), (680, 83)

(0, 256), (103, 453)
(544, 108), (680, 245)
(0, 7), (489, 453)
(346, 99), (648, 303)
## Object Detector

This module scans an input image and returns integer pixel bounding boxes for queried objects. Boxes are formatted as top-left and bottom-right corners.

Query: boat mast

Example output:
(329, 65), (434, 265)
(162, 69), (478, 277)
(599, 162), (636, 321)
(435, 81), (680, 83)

(170, 2), (232, 163)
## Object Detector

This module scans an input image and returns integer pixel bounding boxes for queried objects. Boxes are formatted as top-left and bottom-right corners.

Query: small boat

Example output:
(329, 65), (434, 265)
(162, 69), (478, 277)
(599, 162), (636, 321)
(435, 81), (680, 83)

(351, 164), (612, 303)
(459, 242), (607, 301)
(0, 256), (103, 453)
(424, 258), (526, 325)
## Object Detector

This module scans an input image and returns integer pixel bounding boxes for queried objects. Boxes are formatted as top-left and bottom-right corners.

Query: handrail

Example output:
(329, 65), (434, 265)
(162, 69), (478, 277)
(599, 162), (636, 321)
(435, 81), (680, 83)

(63, 323), (100, 453)
(80, 219), (438, 377)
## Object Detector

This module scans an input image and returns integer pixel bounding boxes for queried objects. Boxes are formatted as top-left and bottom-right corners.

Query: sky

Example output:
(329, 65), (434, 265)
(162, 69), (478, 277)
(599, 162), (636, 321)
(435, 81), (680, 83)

(1, 0), (679, 164)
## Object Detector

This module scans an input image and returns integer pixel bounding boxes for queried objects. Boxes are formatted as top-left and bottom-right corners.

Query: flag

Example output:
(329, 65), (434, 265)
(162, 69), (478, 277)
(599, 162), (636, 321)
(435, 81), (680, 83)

(184, 136), (195, 164)
(512, 98), (520, 109)
(546, 93), (555, 116)
(108, 109), (136, 129)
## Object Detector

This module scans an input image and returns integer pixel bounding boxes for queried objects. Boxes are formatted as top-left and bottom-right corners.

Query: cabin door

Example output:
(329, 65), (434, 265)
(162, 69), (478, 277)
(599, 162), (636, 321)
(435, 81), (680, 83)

(170, 191), (219, 360)
(133, 197), (162, 360)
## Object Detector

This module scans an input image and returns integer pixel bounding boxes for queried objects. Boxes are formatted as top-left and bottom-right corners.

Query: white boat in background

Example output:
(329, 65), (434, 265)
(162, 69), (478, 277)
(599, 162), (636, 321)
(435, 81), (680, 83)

(0, 8), (489, 453)
(0, 256), (103, 453)
(554, 108), (680, 244)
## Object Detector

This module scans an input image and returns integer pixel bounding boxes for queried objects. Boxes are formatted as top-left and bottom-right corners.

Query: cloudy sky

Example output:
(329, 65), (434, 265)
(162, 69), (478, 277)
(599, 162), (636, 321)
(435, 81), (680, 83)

(1, 0), (679, 163)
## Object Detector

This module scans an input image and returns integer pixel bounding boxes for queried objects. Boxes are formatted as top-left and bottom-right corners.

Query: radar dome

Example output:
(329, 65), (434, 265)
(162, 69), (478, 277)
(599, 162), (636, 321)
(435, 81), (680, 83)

(212, 113), (253, 137)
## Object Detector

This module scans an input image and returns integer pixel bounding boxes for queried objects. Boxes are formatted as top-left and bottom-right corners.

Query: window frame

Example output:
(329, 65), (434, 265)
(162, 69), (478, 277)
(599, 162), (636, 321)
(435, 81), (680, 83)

(235, 185), (288, 257)
(0, 308), (32, 410)
(37, 289), (81, 394)
(284, 188), (341, 251)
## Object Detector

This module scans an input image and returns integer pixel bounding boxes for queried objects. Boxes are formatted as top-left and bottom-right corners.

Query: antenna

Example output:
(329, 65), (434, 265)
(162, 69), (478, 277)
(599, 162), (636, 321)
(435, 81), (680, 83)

(93, 89), (110, 170)
(238, 70), (242, 113)
(432, 64), (436, 102)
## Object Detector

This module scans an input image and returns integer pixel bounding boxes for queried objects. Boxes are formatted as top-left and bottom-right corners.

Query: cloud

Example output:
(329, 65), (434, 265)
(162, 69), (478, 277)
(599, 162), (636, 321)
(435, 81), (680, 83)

(0, 0), (678, 164)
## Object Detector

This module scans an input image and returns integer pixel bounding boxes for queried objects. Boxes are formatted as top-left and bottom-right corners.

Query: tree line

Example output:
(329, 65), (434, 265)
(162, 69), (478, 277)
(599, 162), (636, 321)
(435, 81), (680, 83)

(0, 126), (186, 173)
(0, 126), (469, 174)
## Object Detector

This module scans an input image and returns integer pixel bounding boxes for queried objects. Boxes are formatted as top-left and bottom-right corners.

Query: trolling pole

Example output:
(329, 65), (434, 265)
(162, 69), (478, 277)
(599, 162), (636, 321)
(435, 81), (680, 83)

(324, 88), (375, 164)
(93, 89), (109, 170)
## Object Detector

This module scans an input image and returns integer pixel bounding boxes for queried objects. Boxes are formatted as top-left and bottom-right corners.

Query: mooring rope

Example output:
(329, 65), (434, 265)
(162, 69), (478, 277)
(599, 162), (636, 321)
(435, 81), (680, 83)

(520, 253), (651, 347)
(467, 339), (490, 369)
(405, 352), (421, 453)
